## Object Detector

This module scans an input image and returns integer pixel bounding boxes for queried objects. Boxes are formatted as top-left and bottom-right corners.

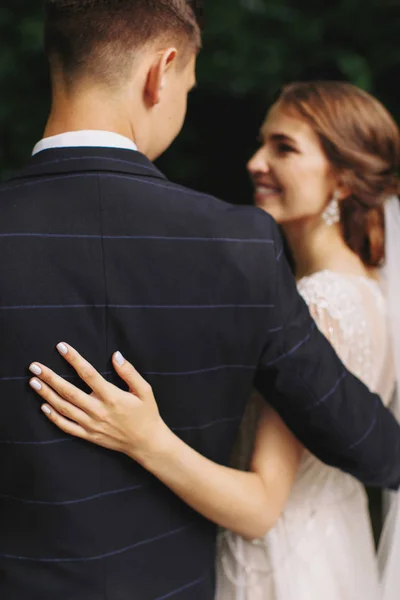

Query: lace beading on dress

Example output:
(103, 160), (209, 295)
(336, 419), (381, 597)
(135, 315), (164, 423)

(298, 271), (385, 389)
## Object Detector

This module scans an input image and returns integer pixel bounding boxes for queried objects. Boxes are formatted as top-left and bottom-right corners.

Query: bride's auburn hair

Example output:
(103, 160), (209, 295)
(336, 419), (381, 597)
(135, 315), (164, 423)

(277, 81), (400, 267)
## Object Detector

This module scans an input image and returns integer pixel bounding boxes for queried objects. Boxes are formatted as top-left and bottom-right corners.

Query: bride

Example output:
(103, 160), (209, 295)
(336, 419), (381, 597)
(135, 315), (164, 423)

(29, 81), (400, 599)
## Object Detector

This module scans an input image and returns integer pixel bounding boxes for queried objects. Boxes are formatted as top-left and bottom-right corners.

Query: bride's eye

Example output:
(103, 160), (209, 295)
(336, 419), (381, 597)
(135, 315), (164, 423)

(277, 143), (295, 154)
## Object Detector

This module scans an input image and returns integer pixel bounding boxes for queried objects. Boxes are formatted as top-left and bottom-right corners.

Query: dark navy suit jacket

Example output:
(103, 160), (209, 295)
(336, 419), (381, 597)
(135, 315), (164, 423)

(0, 147), (399, 599)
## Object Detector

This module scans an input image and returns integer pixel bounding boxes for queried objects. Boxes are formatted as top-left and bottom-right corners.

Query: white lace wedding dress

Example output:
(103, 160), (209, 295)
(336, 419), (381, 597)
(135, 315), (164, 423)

(215, 270), (395, 600)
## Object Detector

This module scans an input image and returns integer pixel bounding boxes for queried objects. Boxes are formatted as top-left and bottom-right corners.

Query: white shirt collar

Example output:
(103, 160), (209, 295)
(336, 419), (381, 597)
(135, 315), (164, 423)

(32, 130), (138, 156)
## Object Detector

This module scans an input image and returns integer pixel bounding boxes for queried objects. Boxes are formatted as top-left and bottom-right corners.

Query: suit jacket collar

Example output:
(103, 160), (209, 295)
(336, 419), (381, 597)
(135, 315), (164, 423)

(8, 147), (167, 182)
(32, 131), (138, 156)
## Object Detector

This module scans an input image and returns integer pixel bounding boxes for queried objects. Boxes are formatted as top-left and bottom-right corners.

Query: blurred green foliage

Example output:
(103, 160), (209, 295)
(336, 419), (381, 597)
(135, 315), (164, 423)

(200, 0), (400, 97)
(0, 3), (48, 179)
(1, 0), (399, 187)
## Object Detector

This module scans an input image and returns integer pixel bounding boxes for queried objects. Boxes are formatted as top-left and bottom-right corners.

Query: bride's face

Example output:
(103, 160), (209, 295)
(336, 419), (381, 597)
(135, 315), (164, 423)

(247, 103), (337, 225)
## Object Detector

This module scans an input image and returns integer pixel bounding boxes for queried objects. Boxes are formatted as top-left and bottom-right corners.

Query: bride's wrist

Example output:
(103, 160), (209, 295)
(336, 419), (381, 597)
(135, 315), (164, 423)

(125, 419), (178, 469)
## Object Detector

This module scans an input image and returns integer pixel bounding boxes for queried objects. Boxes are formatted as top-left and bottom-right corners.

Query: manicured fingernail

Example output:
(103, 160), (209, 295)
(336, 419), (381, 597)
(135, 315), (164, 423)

(29, 364), (42, 376)
(30, 379), (42, 391)
(114, 351), (125, 366)
(57, 343), (68, 355)
(41, 405), (51, 416)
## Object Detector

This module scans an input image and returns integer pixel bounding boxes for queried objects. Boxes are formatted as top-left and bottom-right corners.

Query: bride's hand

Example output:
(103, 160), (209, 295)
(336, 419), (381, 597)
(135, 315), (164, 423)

(28, 344), (169, 460)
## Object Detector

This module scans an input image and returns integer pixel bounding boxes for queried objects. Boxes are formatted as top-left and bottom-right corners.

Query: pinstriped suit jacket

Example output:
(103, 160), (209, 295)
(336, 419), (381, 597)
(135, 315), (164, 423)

(1, 147), (399, 599)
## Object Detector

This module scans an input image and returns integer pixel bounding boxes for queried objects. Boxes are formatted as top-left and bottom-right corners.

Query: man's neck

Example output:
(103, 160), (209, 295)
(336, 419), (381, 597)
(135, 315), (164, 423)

(43, 115), (137, 146)
(44, 89), (140, 147)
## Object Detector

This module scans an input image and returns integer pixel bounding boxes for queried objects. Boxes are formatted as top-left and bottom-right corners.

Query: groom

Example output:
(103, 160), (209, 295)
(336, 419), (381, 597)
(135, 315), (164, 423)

(0, 1), (399, 599)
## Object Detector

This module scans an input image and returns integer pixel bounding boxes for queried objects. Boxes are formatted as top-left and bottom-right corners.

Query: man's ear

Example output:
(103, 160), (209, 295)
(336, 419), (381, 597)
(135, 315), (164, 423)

(145, 48), (178, 106)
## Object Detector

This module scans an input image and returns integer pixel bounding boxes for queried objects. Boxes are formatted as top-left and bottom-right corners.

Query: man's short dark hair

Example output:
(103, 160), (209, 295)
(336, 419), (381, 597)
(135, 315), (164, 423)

(44, 0), (201, 83)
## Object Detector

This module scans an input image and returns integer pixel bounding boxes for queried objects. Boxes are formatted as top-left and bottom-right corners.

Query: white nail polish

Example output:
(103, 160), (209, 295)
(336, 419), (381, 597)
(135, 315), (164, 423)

(42, 405), (51, 416)
(114, 351), (125, 366)
(30, 379), (42, 391)
(29, 364), (42, 376)
(57, 343), (68, 355)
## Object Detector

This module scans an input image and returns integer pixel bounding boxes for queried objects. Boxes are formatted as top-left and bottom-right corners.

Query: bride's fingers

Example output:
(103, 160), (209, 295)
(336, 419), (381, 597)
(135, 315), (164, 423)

(29, 362), (98, 416)
(40, 403), (90, 441)
(29, 378), (94, 430)
(112, 352), (153, 399)
(55, 342), (109, 397)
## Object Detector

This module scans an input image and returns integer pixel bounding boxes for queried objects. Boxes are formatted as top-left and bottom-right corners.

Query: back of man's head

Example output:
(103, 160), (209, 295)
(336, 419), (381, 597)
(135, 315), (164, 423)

(44, 0), (201, 85)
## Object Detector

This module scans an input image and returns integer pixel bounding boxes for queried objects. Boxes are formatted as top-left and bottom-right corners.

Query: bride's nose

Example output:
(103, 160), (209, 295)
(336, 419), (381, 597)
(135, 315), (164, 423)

(247, 148), (270, 175)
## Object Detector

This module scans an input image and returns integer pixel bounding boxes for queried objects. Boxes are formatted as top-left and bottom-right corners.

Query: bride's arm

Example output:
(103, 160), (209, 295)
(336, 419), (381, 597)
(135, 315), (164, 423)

(29, 345), (302, 540)
(138, 398), (302, 540)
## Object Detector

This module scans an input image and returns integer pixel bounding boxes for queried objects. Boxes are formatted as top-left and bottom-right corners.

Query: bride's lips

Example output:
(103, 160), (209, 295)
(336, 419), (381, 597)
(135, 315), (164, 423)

(253, 184), (282, 200)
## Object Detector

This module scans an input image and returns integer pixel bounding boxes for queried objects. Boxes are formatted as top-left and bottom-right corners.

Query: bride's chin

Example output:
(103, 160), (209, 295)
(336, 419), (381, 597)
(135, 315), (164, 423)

(254, 198), (281, 220)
